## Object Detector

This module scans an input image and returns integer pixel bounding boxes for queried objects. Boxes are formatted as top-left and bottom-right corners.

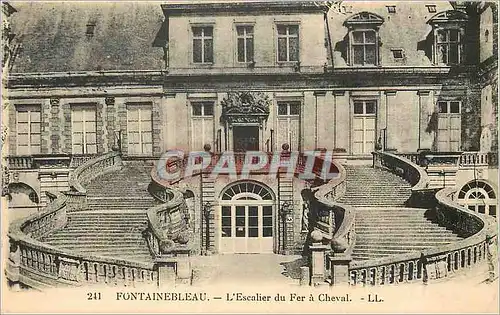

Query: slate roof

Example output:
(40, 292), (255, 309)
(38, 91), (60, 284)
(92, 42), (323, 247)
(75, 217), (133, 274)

(8, 1), (166, 73)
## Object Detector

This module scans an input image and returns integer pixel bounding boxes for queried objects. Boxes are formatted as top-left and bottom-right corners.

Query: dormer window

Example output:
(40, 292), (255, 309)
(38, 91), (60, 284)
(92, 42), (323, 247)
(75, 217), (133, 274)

(344, 12), (384, 66)
(428, 10), (468, 66)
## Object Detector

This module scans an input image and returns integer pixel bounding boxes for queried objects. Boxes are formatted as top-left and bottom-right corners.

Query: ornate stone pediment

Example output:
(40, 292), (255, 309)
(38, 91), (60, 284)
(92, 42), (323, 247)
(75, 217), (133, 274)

(221, 92), (271, 125)
(344, 11), (384, 27)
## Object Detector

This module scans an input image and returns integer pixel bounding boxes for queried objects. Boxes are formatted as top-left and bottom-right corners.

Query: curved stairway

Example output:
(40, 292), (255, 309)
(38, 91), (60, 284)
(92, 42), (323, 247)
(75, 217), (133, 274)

(341, 165), (464, 261)
(40, 162), (159, 263)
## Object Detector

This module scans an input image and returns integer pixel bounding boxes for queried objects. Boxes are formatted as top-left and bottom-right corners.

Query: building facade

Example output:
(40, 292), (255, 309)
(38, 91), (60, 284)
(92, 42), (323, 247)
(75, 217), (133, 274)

(2, 1), (498, 255)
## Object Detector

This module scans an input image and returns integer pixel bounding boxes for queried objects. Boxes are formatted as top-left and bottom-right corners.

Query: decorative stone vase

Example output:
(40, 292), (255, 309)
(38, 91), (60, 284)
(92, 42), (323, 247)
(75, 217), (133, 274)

(331, 238), (348, 253)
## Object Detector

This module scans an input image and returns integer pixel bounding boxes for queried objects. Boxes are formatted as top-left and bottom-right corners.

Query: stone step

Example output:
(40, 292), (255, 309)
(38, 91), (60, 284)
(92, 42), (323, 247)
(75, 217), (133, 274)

(356, 231), (457, 238)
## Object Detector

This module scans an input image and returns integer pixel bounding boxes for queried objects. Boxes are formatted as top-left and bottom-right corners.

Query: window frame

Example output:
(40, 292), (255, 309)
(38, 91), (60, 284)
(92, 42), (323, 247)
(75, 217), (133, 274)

(434, 27), (464, 65)
(15, 104), (41, 155)
(126, 102), (153, 156)
(275, 23), (300, 63)
(70, 104), (98, 155)
(437, 100), (461, 114)
(349, 29), (379, 66)
(191, 101), (215, 118)
(277, 101), (301, 117)
(191, 25), (214, 64)
(235, 24), (255, 64)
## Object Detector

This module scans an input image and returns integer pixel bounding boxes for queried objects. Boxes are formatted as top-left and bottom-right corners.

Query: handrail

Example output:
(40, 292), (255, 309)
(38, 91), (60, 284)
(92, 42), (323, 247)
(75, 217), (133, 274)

(372, 150), (430, 191)
(6, 152), (164, 289)
(347, 153), (497, 286)
(68, 150), (122, 194)
(7, 191), (156, 289)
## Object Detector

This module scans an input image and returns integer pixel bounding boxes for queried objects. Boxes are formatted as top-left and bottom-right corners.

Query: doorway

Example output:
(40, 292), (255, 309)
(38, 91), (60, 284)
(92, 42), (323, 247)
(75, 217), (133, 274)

(233, 126), (259, 151)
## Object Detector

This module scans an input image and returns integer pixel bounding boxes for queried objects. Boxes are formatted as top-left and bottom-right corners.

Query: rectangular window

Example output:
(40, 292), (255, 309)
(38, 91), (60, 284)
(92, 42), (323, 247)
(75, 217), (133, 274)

(351, 30), (377, 65)
(16, 105), (41, 155)
(277, 101), (300, 116)
(192, 102), (214, 117)
(277, 24), (299, 62)
(71, 105), (97, 154)
(437, 100), (461, 151)
(192, 26), (213, 64)
(426, 5), (437, 13)
(436, 29), (462, 65)
(127, 103), (153, 155)
(386, 6), (396, 13)
(236, 25), (254, 63)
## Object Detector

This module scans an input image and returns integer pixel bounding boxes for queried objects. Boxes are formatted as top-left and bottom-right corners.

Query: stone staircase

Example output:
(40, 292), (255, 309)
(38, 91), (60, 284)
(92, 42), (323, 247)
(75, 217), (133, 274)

(40, 161), (158, 263)
(339, 165), (463, 261)
(338, 165), (412, 206)
(352, 207), (463, 260)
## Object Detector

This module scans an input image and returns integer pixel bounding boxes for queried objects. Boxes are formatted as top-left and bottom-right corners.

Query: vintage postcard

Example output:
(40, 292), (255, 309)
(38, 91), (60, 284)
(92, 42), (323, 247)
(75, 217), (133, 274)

(1, 0), (499, 314)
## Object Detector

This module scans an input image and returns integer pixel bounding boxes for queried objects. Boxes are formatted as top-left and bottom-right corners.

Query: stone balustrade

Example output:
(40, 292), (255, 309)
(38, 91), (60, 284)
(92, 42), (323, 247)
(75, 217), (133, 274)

(344, 151), (498, 287)
(8, 156), (34, 169)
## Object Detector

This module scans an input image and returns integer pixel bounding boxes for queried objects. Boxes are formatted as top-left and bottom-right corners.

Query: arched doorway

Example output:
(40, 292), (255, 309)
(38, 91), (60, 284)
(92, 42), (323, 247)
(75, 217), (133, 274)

(457, 181), (497, 217)
(219, 181), (275, 254)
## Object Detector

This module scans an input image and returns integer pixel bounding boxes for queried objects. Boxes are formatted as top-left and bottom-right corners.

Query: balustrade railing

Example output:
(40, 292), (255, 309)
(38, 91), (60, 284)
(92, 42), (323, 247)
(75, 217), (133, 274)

(345, 151), (498, 286)
(6, 150), (182, 290)
(8, 156), (34, 169)
(7, 190), (157, 289)
(459, 151), (498, 167)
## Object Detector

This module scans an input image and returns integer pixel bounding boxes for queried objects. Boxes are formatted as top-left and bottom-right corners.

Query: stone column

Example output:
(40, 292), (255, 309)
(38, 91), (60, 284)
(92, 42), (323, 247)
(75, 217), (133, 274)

(309, 240), (328, 285)
(175, 251), (192, 285)
(329, 253), (352, 286)
(156, 258), (176, 288)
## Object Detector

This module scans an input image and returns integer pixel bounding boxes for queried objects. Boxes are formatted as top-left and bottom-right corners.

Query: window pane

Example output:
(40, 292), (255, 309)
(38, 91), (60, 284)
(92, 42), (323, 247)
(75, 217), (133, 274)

(193, 27), (202, 37)
(489, 205), (496, 217)
(365, 31), (376, 44)
(236, 206), (245, 216)
(263, 217), (272, 226)
(352, 31), (364, 43)
(203, 27), (213, 37)
(222, 206), (231, 216)
(17, 111), (29, 121)
(17, 122), (29, 133)
(236, 26), (244, 36)
(438, 44), (448, 64)
(203, 103), (214, 116)
(278, 38), (287, 61)
(248, 228), (258, 237)
(86, 133), (96, 144)
(450, 102), (460, 113)
(288, 25), (298, 35)
(365, 102), (376, 114)
(278, 103), (288, 115)
(204, 39), (213, 63)
(237, 38), (245, 62)
(277, 25), (286, 35)
(478, 205), (486, 214)
(86, 144), (97, 154)
(30, 110), (41, 121)
(222, 227), (231, 237)
(449, 44), (459, 64)
(263, 227), (272, 237)
(248, 206), (258, 217)
(128, 109), (139, 120)
(289, 37), (299, 61)
(354, 102), (364, 114)
(193, 39), (202, 63)
(365, 45), (376, 64)
(353, 46), (364, 64)
(192, 104), (202, 116)
(449, 30), (459, 42)
(142, 132), (152, 143)
(289, 103), (300, 115)
(248, 216), (258, 227)
(438, 102), (448, 113)
(246, 38), (254, 62)
(31, 134), (41, 145)
(85, 121), (96, 132)
(437, 30), (447, 43)
(222, 217), (231, 226)
(263, 206), (272, 216)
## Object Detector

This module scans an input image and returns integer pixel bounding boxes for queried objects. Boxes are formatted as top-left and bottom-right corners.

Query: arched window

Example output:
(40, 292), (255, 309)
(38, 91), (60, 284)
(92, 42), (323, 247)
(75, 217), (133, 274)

(221, 181), (273, 200)
(458, 181), (497, 217)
